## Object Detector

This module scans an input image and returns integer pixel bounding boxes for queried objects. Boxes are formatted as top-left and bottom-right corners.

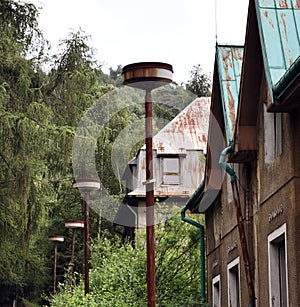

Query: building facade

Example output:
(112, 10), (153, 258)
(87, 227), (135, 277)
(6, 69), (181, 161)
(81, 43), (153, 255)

(191, 0), (300, 306)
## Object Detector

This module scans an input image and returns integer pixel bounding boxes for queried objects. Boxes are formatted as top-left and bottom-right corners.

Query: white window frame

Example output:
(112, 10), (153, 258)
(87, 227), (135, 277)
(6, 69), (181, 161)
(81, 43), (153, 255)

(227, 257), (241, 307)
(212, 274), (221, 307)
(268, 223), (289, 307)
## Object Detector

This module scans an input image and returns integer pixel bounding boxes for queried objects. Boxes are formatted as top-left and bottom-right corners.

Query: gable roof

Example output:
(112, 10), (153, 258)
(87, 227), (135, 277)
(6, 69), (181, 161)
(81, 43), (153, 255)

(234, 0), (300, 161)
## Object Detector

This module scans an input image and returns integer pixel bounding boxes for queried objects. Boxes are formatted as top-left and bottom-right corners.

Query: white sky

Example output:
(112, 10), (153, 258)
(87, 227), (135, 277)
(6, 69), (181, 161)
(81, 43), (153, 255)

(28, 0), (249, 84)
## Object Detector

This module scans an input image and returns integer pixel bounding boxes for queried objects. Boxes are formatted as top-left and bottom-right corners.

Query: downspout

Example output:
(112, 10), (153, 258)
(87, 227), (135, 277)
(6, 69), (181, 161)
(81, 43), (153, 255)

(219, 144), (256, 307)
(181, 180), (206, 302)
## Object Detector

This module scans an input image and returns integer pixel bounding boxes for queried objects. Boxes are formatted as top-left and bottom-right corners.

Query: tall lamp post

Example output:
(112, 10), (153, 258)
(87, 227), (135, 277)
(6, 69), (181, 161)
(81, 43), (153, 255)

(122, 62), (173, 307)
(73, 178), (100, 295)
(49, 235), (64, 295)
(65, 219), (84, 292)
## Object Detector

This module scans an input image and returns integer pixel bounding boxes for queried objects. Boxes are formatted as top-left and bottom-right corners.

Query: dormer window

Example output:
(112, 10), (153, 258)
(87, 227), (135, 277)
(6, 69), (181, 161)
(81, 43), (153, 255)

(162, 157), (180, 185)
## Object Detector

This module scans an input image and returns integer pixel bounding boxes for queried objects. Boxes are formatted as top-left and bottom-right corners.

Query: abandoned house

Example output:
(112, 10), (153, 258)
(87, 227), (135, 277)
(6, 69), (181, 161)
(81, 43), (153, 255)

(114, 97), (210, 234)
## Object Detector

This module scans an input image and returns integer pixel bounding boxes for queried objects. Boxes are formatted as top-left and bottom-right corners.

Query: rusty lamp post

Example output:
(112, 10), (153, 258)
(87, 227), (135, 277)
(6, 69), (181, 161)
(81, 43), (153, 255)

(122, 62), (173, 307)
(73, 178), (100, 295)
(65, 219), (84, 292)
(49, 235), (64, 295)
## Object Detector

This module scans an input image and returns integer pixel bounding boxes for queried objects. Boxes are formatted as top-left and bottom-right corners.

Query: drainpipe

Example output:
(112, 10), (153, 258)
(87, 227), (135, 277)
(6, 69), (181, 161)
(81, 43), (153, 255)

(181, 180), (206, 302)
(219, 144), (256, 307)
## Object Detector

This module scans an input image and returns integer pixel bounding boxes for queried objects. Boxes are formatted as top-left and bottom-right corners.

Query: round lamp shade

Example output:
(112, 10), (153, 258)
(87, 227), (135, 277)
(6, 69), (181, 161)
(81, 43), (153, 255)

(73, 178), (101, 192)
(65, 220), (84, 229)
(49, 235), (64, 243)
(122, 62), (173, 90)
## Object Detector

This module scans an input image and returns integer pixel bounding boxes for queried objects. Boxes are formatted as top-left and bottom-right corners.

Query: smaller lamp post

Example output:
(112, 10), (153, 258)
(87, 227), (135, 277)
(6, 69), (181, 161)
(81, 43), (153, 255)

(73, 178), (100, 295)
(65, 220), (84, 292)
(49, 235), (64, 295)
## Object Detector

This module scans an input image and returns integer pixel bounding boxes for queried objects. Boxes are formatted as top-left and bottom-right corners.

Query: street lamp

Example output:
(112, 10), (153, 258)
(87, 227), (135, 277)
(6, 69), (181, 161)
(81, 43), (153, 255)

(122, 62), (173, 307)
(65, 219), (84, 292)
(49, 235), (64, 295)
(73, 178), (100, 295)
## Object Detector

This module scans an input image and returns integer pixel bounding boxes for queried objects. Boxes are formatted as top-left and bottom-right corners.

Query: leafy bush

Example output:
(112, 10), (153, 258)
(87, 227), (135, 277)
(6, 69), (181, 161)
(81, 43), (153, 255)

(49, 211), (206, 306)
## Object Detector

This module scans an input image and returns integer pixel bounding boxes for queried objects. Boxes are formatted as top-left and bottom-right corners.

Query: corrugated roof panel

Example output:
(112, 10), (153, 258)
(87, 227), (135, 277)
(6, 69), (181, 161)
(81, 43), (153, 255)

(217, 45), (243, 144)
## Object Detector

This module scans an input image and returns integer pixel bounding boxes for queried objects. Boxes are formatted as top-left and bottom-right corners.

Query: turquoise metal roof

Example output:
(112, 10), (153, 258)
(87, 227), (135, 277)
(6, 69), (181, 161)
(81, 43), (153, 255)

(255, 0), (300, 89)
(217, 45), (244, 144)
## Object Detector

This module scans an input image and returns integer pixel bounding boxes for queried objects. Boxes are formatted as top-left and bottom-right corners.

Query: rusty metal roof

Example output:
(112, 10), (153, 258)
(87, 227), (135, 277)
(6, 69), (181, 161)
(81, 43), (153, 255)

(216, 45), (244, 144)
(142, 97), (211, 154)
(256, 0), (300, 90)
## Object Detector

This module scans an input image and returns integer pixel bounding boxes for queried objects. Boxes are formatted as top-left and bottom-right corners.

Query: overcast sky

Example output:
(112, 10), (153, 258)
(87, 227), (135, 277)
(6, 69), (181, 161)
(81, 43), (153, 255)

(29, 0), (249, 83)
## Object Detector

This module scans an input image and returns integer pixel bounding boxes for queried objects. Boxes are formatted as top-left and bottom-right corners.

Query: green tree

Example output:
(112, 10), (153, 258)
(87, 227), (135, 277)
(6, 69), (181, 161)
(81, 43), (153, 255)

(0, 0), (54, 302)
(48, 211), (206, 307)
(186, 65), (211, 97)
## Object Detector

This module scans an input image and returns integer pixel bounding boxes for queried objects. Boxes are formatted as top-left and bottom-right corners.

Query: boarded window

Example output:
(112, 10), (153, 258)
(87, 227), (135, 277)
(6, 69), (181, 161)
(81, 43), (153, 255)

(162, 157), (180, 185)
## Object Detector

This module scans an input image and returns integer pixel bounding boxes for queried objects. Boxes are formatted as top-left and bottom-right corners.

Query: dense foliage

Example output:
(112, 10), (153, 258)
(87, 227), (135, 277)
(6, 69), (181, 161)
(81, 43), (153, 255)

(49, 213), (206, 307)
(186, 65), (211, 97)
(0, 0), (211, 305)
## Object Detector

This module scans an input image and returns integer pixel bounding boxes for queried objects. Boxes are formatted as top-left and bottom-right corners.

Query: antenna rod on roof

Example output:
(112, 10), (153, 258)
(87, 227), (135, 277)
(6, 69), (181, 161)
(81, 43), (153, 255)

(215, 0), (218, 43)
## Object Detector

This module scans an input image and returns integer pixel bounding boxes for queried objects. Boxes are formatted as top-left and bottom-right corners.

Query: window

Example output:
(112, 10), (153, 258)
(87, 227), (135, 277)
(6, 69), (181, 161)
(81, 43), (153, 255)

(268, 224), (288, 307)
(264, 104), (282, 164)
(212, 275), (221, 307)
(227, 257), (240, 307)
(162, 157), (180, 185)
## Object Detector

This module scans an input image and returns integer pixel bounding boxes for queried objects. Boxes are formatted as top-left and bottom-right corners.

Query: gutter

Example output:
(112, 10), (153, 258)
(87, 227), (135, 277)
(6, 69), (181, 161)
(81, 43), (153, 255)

(181, 180), (206, 302)
(273, 55), (300, 101)
(219, 144), (256, 307)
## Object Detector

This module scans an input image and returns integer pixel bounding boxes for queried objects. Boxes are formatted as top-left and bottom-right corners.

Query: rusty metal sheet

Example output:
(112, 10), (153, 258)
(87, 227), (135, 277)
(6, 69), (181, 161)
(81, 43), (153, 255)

(257, 0), (300, 85)
(143, 97), (211, 152)
(217, 45), (244, 144)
